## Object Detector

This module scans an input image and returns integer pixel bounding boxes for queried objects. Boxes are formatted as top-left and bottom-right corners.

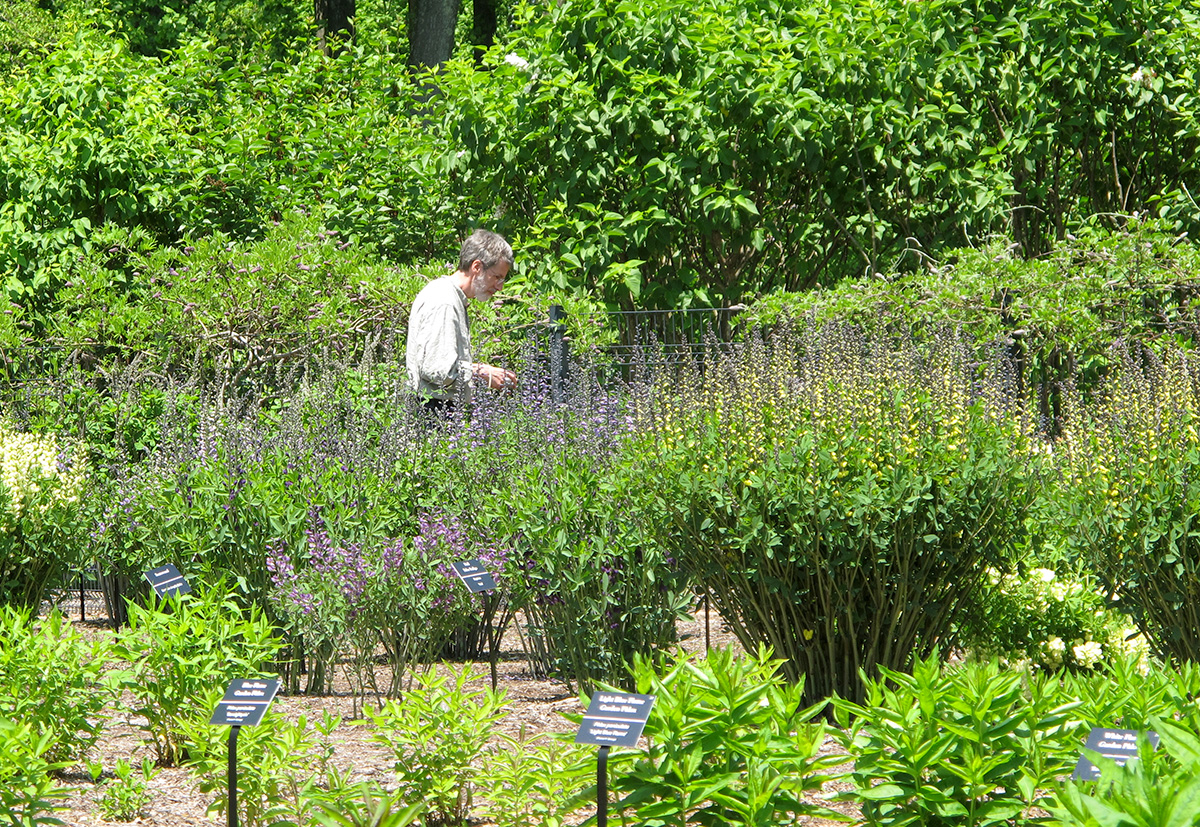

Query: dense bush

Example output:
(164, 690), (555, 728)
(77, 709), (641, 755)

(110, 585), (282, 766)
(835, 654), (1200, 827)
(181, 702), (350, 827)
(443, 0), (1200, 307)
(631, 324), (1037, 705)
(369, 666), (507, 825)
(834, 656), (1086, 826)
(0, 26), (181, 316)
(604, 646), (845, 826)
(1054, 344), (1200, 663)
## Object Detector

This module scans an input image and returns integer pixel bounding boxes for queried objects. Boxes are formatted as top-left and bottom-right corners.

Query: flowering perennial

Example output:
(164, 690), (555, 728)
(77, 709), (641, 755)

(0, 424), (86, 523)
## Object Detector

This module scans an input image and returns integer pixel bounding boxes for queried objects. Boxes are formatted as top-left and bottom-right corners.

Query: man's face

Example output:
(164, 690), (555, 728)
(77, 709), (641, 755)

(471, 259), (510, 301)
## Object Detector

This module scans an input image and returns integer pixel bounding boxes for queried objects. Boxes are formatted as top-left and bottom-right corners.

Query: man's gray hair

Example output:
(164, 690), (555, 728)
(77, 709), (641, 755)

(458, 229), (514, 273)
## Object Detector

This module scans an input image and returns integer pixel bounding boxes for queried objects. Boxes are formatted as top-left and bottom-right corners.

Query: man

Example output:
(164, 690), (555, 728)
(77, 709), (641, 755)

(405, 229), (518, 416)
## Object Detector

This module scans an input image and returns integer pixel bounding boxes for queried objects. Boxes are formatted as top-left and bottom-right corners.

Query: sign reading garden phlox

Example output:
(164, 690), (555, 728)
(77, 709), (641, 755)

(1072, 726), (1159, 780)
(575, 691), (655, 747)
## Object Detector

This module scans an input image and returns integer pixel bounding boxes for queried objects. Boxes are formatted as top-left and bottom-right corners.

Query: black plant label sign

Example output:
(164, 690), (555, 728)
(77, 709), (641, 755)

(575, 692), (655, 747)
(210, 678), (281, 727)
(452, 559), (497, 593)
(144, 564), (191, 598)
(1072, 727), (1160, 780)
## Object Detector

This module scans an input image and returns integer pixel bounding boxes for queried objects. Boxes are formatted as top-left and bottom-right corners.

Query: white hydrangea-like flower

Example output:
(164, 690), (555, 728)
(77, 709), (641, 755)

(1042, 636), (1066, 667)
(504, 53), (530, 71)
(1031, 568), (1057, 583)
(1073, 639), (1105, 669)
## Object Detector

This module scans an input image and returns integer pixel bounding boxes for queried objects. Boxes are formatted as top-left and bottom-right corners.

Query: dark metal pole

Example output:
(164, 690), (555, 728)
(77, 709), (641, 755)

(228, 725), (240, 827)
(79, 573), (85, 622)
(597, 745), (610, 827)
(486, 593), (499, 692)
(549, 305), (568, 403)
(704, 591), (710, 653)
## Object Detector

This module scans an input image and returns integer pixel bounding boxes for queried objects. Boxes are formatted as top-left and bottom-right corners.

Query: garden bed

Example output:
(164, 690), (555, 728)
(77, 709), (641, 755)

(45, 592), (858, 827)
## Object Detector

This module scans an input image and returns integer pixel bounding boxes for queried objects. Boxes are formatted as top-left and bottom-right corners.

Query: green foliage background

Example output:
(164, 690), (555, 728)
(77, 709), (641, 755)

(2, 0), (1200, 332)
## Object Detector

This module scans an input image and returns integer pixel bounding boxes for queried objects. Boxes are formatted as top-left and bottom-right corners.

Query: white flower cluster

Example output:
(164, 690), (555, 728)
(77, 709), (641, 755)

(0, 425), (86, 523)
(1042, 636), (1067, 668)
(1109, 626), (1152, 675)
(1072, 639), (1104, 669)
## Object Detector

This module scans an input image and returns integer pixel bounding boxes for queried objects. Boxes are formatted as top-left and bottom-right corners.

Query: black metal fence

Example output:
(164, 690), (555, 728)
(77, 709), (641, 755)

(595, 306), (747, 380)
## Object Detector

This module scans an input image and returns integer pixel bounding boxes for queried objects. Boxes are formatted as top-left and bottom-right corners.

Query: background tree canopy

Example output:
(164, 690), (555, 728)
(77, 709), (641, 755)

(0, 0), (1198, 335)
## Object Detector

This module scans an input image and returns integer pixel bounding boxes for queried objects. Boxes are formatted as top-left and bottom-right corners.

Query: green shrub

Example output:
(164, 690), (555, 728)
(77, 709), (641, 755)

(0, 25), (180, 315)
(0, 717), (72, 827)
(89, 757), (157, 822)
(182, 699), (347, 827)
(465, 396), (690, 693)
(635, 325), (1037, 705)
(603, 646), (847, 827)
(1054, 345), (1200, 663)
(0, 0), (58, 76)
(1058, 655), (1200, 735)
(53, 214), (423, 387)
(474, 729), (591, 827)
(369, 666), (508, 826)
(443, 0), (1200, 306)
(0, 606), (112, 765)
(110, 584), (282, 765)
(834, 656), (1086, 827)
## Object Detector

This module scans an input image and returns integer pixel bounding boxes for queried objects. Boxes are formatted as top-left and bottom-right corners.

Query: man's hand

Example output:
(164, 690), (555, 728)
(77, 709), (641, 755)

(474, 363), (518, 390)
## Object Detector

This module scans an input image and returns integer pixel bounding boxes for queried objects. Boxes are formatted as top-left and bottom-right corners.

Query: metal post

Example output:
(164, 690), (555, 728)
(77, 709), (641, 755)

(79, 573), (85, 622)
(704, 591), (710, 653)
(486, 592), (499, 692)
(228, 725), (241, 827)
(549, 305), (569, 403)
(597, 745), (610, 827)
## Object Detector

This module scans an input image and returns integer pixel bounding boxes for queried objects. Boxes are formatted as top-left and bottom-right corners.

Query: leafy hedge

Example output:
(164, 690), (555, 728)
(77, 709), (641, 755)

(5, 0), (1200, 321)
(444, 0), (1200, 307)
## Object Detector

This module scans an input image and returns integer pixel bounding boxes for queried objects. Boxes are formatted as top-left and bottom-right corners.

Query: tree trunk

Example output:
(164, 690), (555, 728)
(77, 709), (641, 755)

(407, 0), (462, 69)
(472, 0), (497, 65)
(315, 0), (355, 55)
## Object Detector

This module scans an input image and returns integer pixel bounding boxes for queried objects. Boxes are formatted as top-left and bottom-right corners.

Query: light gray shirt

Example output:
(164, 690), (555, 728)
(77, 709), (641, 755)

(405, 276), (474, 403)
